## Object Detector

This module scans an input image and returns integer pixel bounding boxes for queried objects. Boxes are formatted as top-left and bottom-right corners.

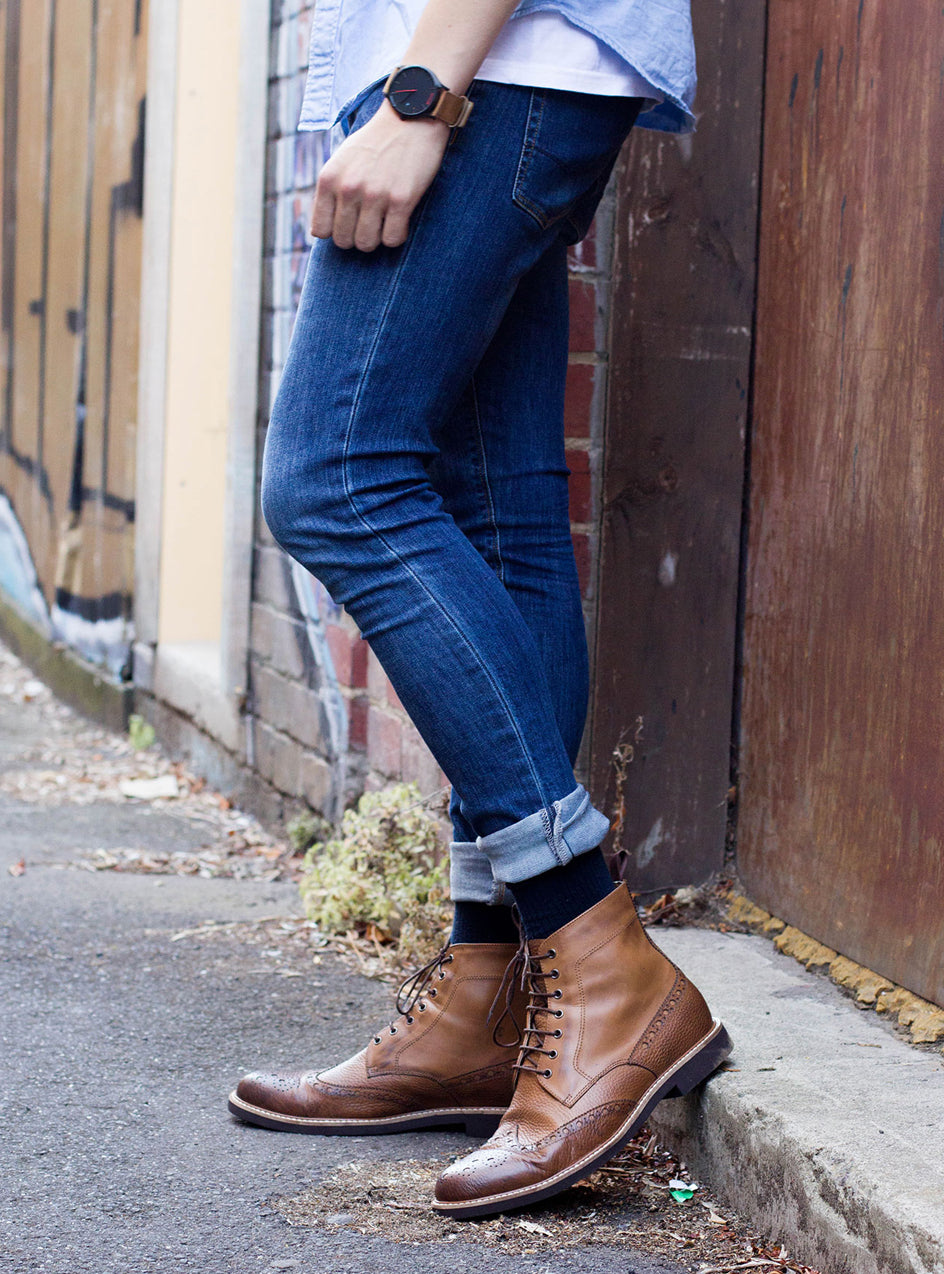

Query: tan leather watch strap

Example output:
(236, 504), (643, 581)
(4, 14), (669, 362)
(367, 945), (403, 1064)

(431, 89), (474, 129)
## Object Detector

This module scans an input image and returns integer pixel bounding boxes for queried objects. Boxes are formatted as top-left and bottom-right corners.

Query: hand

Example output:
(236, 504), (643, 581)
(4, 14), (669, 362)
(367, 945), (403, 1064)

(310, 101), (451, 252)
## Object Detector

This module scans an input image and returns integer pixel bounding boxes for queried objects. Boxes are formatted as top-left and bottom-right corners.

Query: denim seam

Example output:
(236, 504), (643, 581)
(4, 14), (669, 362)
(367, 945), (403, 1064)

(469, 373), (506, 585)
(512, 89), (551, 230)
(338, 183), (554, 819)
(539, 803), (567, 866)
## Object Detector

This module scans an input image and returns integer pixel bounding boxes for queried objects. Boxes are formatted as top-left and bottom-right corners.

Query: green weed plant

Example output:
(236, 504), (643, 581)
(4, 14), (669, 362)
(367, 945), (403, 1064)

(299, 783), (450, 962)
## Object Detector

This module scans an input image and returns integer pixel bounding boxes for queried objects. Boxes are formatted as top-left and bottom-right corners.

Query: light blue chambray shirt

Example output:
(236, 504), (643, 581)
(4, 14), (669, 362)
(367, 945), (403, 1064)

(298, 0), (697, 137)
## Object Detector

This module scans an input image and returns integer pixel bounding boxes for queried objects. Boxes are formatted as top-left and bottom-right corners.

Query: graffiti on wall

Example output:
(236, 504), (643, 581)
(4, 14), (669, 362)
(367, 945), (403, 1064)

(0, 0), (147, 676)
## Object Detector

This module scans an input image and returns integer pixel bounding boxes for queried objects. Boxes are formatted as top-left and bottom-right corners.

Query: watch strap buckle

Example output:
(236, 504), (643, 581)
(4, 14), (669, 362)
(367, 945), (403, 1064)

(431, 90), (474, 129)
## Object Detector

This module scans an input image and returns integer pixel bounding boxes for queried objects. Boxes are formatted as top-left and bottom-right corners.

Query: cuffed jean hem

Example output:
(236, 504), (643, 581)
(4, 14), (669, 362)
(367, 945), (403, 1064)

(475, 783), (610, 885)
(449, 841), (511, 906)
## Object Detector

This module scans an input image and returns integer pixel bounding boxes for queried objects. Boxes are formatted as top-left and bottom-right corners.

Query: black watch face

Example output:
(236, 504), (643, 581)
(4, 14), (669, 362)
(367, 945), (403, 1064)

(388, 65), (438, 117)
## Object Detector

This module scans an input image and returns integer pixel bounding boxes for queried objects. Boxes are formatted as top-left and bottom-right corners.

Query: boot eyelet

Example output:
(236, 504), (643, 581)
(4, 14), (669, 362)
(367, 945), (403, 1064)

(418, 1003), (426, 1012)
(429, 988), (437, 998)
(553, 1029), (562, 1038)
(548, 1050), (558, 1058)
(554, 1009), (563, 1018)
(552, 989), (563, 999)
(406, 1015), (414, 1024)
(549, 970), (560, 979)
(389, 1026), (397, 1034)
(373, 1036), (381, 1044)
(546, 949), (557, 958)
(543, 1069), (553, 1078)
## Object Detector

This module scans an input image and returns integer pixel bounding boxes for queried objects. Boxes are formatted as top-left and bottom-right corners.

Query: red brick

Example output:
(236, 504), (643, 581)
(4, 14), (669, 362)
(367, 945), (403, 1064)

(367, 705), (402, 777)
(350, 636), (369, 688)
(566, 447), (593, 524)
(568, 278), (598, 354)
(564, 363), (595, 438)
(324, 621), (363, 688)
(400, 728), (447, 796)
(348, 696), (368, 748)
(572, 531), (592, 598)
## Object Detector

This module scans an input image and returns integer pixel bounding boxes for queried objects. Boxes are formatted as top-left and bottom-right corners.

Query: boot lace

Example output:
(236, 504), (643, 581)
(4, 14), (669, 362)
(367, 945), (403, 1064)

(510, 947), (563, 1080)
(372, 945), (454, 1043)
(486, 946), (526, 1049)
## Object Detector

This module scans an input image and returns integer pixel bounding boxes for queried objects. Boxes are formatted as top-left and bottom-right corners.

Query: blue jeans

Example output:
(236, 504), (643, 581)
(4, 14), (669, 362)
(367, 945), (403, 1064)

(261, 80), (641, 904)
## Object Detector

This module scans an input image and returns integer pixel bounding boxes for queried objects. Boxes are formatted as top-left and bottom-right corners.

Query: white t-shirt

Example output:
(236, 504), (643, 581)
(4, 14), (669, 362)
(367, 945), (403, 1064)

(478, 11), (657, 101)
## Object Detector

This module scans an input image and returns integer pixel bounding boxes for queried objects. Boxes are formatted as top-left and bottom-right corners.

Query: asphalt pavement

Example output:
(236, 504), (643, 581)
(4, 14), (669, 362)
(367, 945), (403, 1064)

(5, 643), (943, 1274)
(0, 676), (692, 1274)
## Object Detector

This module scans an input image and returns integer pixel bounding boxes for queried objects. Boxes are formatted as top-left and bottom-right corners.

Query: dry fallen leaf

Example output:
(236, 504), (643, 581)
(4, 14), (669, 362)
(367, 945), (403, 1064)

(516, 1220), (553, 1236)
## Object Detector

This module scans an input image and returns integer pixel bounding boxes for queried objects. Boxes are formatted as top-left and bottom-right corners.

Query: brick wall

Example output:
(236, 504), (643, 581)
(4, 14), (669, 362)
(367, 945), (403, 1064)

(250, 0), (617, 819)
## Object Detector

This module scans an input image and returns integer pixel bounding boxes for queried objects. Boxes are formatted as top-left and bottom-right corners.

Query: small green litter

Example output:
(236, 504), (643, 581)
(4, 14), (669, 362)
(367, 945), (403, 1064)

(668, 1177), (698, 1203)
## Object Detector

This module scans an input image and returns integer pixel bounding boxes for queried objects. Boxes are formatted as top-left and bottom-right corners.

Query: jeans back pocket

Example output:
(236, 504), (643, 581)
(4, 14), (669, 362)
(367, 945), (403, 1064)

(513, 89), (642, 243)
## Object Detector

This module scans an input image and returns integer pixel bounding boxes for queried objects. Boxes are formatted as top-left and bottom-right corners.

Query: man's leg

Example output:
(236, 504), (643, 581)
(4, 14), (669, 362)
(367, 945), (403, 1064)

(260, 82), (625, 866)
(230, 83), (631, 1137)
(237, 84), (729, 1185)
(427, 237), (607, 942)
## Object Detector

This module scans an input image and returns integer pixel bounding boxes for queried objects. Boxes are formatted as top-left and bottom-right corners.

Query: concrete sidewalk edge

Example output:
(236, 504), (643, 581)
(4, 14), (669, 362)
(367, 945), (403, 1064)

(648, 927), (944, 1274)
(652, 1082), (935, 1274)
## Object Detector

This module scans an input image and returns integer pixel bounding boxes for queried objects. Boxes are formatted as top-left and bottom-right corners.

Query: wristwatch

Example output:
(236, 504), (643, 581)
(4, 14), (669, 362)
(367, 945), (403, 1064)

(383, 64), (474, 129)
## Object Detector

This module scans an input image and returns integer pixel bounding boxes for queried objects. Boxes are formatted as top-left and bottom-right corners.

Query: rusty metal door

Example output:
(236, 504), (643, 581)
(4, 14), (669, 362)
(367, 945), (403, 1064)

(739, 1), (944, 1007)
(591, 0), (766, 892)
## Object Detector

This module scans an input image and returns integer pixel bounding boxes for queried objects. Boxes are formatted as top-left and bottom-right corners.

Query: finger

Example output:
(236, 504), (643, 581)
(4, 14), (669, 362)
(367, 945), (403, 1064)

(310, 180), (336, 239)
(381, 196), (412, 248)
(331, 184), (362, 250)
(353, 200), (386, 253)
(379, 186), (415, 247)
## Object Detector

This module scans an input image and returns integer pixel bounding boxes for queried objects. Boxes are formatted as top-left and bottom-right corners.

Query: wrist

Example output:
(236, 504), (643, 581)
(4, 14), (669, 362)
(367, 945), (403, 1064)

(383, 64), (474, 129)
(377, 96), (451, 133)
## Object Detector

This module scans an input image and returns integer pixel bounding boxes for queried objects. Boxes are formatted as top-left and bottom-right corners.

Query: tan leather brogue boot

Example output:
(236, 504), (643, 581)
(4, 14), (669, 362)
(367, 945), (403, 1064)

(433, 885), (731, 1216)
(228, 942), (526, 1136)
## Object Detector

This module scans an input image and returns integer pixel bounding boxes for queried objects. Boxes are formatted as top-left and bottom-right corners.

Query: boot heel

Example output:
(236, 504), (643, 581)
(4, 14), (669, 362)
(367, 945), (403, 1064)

(461, 1112), (502, 1137)
(663, 1025), (733, 1098)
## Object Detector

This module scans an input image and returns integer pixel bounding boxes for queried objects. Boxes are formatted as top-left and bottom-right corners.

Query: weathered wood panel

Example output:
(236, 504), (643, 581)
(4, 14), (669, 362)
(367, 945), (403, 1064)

(591, 0), (765, 890)
(45, 0), (94, 603)
(9, 0), (51, 567)
(740, 0), (944, 1006)
(0, 0), (145, 675)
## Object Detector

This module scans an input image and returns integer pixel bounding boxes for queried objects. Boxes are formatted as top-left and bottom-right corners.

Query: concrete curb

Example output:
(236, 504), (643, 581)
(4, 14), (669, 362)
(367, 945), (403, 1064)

(649, 927), (944, 1274)
(726, 895), (944, 1047)
(0, 593), (132, 731)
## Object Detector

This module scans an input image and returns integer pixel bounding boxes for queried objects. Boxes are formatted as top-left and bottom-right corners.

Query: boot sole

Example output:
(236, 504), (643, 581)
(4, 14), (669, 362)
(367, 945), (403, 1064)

(227, 1092), (504, 1138)
(432, 1017), (733, 1218)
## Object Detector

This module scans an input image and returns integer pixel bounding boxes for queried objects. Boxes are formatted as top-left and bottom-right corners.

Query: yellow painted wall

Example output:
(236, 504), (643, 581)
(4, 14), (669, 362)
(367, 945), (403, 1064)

(157, 0), (242, 645)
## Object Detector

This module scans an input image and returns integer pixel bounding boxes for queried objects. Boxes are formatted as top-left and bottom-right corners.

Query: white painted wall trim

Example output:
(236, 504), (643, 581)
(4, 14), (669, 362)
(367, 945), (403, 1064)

(134, 0), (179, 648)
(221, 0), (270, 704)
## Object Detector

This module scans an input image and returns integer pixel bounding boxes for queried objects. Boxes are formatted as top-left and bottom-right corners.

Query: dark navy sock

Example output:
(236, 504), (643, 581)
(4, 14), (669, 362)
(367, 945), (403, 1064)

(508, 848), (615, 940)
(450, 901), (520, 945)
